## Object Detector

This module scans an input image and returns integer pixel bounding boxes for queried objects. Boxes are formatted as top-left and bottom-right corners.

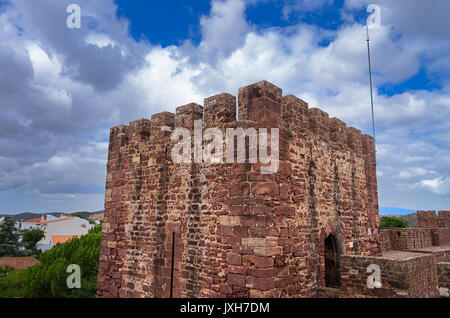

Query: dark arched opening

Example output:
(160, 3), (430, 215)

(324, 234), (341, 287)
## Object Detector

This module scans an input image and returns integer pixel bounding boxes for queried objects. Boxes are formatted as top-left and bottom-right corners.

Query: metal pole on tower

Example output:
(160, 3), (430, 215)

(366, 23), (377, 145)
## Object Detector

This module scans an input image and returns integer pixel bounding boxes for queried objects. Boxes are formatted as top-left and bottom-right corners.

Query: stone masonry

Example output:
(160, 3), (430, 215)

(417, 210), (450, 229)
(96, 80), (382, 298)
(337, 210), (450, 298)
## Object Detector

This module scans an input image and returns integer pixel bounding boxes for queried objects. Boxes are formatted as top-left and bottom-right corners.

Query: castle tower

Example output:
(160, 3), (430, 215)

(97, 81), (381, 298)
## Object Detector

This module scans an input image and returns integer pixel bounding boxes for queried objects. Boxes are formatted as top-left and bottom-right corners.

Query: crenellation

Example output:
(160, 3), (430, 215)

(204, 93), (236, 128)
(128, 118), (151, 143)
(238, 81), (282, 126)
(282, 95), (308, 112)
(151, 111), (175, 128)
(329, 118), (347, 145)
(439, 210), (450, 222)
(346, 127), (363, 155)
(175, 103), (204, 130)
(110, 124), (129, 136)
(417, 210), (450, 229)
(129, 118), (151, 129)
(308, 108), (330, 142)
(281, 95), (309, 135)
(238, 81), (282, 104)
(308, 107), (329, 119)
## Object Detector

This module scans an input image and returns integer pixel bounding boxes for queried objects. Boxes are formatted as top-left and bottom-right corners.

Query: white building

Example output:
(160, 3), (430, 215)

(20, 214), (68, 231)
(22, 215), (95, 252)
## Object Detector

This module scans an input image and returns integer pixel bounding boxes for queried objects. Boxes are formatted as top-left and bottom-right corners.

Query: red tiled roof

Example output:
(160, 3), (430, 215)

(51, 235), (80, 245)
(42, 217), (74, 225)
(0, 257), (40, 269)
(23, 217), (42, 223)
(23, 216), (75, 225)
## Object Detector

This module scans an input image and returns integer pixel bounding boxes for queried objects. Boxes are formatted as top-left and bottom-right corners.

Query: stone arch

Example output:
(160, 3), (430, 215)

(319, 220), (343, 288)
(324, 233), (341, 287)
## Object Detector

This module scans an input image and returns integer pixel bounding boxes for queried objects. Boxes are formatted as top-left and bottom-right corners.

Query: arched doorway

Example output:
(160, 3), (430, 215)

(324, 234), (341, 287)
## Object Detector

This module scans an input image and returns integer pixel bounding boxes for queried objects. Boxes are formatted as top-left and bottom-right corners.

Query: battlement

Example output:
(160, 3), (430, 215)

(151, 111), (175, 128)
(417, 210), (450, 229)
(204, 93), (236, 128)
(110, 81), (375, 160)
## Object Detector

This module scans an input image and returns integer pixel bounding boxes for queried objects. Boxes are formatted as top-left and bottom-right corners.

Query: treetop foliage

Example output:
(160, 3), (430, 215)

(0, 224), (102, 298)
(380, 216), (408, 229)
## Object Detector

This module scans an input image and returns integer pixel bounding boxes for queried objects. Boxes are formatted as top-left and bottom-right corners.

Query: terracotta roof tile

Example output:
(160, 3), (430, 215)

(23, 216), (75, 225)
(42, 217), (74, 225)
(23, 217), (42, 223)
(51, 235), (80, 245)
(0, 257), (40, 269)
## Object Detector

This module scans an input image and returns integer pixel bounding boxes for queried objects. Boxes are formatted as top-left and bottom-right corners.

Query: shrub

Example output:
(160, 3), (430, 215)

(0, 265), (15, 279)
(0, 267), (29, 298)
(21, 228), (45, 257)
(380, 216), (408, 229)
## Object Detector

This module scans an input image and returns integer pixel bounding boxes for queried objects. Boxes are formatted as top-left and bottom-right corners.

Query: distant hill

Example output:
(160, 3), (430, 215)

(379, 207), (418, 228)
(3, 208), (418, 227)
(398, 214), (418, 228)
(0, 210), (104, 222)
(89, 211), (104, 222)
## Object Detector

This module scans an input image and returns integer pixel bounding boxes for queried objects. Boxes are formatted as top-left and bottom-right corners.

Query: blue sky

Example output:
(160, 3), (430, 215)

(0, 0), (449, 214)
(115, 1), (210, 46)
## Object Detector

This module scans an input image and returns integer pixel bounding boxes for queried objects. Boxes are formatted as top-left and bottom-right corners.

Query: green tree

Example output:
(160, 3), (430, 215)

(21, 229), (45, 251)
(0, 224), (102, 298)
(0, 217), (23, 257)
(0, 265), (15, 279)
(0, 268), (29, 298)
(25, 224), (102, 298)
(380, 216), (408, 229)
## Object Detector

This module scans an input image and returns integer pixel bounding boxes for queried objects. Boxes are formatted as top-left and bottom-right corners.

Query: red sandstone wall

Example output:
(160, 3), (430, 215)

(417, 210), (450, 229)
(379, 230), (391, 252)
(432, 228), (450, 246)
(437, 262), (450, 298)
(340, 254), (439, 298)
(379, 226), (450, 253)
(381, 229), (433, 251)
(97, 81), (380, 298)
